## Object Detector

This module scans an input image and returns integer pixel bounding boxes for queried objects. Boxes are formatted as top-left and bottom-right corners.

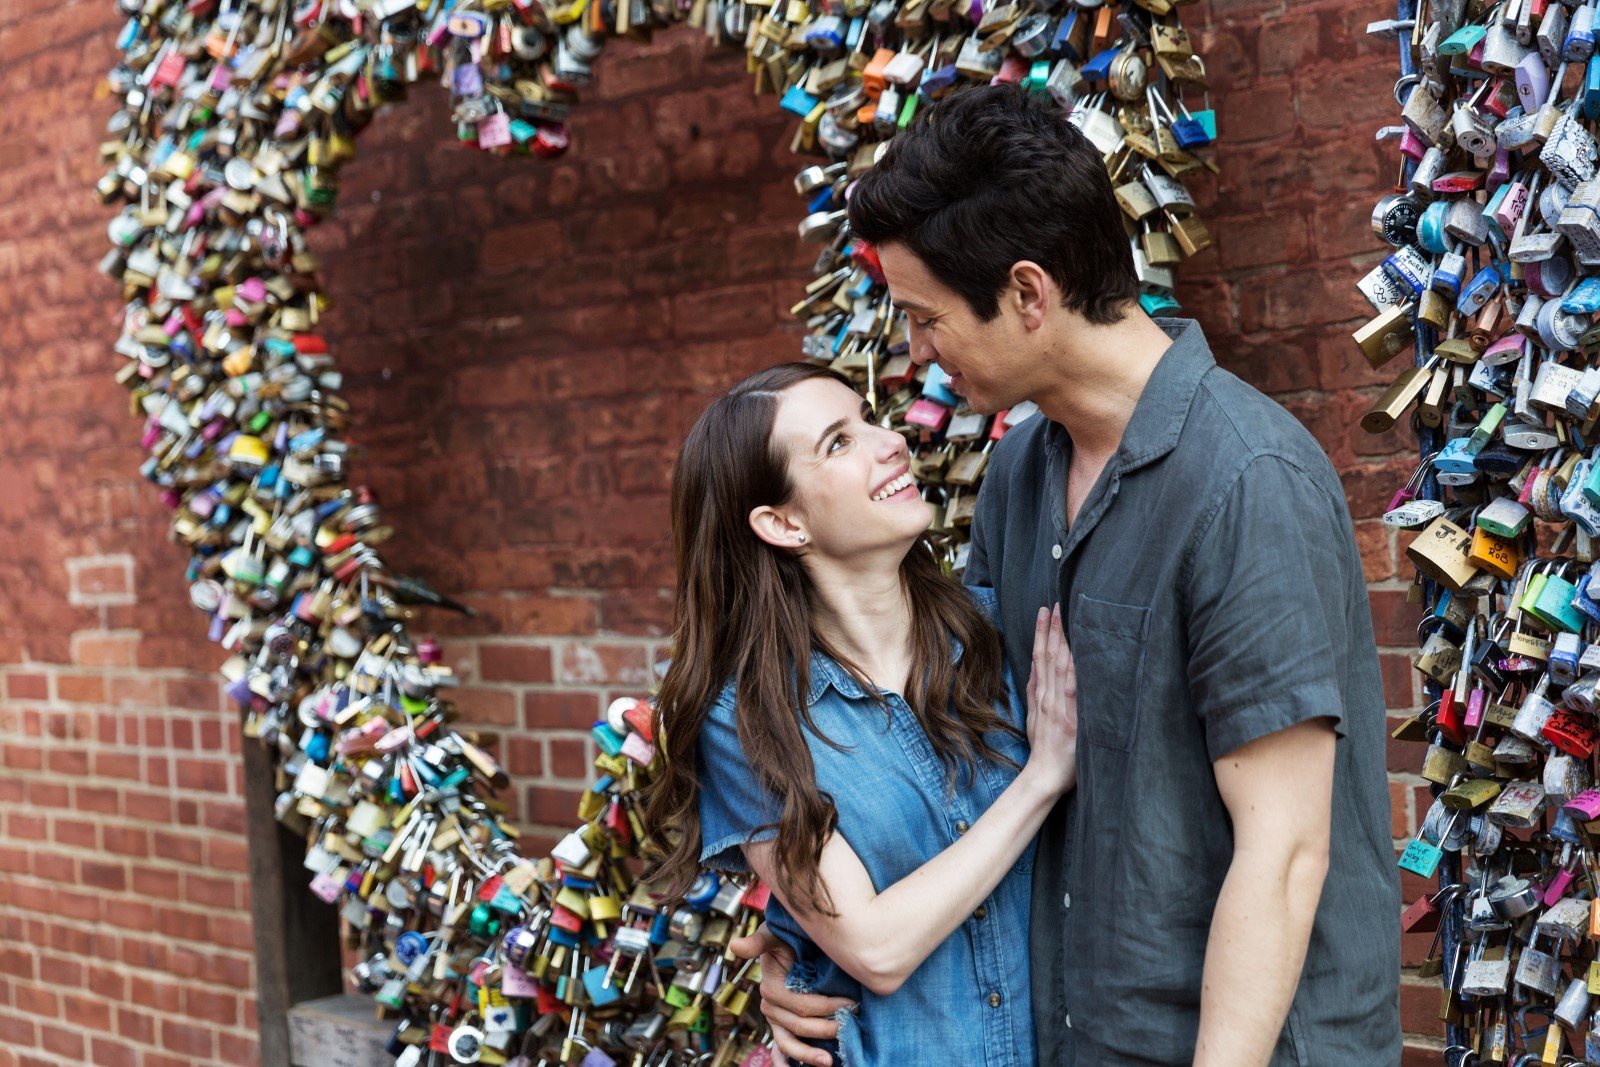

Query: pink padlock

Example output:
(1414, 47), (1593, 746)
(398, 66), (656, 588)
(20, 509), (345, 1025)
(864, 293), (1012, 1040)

(236, 276), (267, 304)
(1465, 688), (1488, 730)
(1544, 865), (1577, 906)
(905, 398), (952, 432)
(1483, 333), (1524, 366)
(1562, 787), (1600, 821)
(1491, 177), (1531, 235)
(1398, 127), (1428, 162)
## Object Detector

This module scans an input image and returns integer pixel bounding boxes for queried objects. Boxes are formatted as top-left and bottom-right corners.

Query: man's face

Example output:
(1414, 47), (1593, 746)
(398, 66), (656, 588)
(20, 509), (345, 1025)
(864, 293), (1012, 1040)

(877, 241), (1040, 416)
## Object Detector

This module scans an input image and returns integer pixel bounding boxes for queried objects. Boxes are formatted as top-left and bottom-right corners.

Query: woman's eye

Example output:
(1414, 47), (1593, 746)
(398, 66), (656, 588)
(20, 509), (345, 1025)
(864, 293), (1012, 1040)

(829, 434), (849, 453)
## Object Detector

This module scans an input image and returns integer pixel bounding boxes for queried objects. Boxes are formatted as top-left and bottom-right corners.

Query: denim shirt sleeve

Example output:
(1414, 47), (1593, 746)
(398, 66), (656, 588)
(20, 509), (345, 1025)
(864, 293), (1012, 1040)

(695, 687), (783, 874)
(965, 582), (1001, 625)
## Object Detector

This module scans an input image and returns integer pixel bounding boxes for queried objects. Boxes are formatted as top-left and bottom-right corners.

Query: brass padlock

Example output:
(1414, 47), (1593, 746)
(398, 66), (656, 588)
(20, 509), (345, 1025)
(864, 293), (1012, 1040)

(1406, 514), (1483, 592)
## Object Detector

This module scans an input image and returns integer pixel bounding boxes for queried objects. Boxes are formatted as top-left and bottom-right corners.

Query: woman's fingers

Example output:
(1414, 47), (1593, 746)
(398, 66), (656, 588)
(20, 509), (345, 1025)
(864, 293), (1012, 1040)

(761, 995), (851, 1038)
(1028, 605), (1049, 707)
(768, 1018), (833, 1066)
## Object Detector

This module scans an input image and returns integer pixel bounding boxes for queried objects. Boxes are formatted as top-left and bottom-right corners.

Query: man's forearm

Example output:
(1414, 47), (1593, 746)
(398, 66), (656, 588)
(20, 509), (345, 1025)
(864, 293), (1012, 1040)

(1192, 843), (1329, 1066)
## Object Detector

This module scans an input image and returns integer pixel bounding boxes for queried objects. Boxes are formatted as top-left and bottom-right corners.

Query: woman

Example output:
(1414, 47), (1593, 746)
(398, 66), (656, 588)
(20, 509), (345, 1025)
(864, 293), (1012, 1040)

(646, 363), (1077, 1067)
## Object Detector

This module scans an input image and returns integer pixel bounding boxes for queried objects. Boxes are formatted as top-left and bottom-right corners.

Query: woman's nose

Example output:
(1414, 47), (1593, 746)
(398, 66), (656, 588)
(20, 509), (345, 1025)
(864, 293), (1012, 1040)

(873, 426), (907, 463)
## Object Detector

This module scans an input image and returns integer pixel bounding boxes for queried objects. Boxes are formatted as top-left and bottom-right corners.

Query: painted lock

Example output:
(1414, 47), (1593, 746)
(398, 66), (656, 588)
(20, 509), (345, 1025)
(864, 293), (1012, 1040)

(1531, 571), (1587, 634)
(1406, 514), (1483, 591)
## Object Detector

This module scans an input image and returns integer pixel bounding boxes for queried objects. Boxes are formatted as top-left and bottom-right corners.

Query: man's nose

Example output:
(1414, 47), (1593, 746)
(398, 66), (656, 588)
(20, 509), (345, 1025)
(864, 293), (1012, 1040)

(907, 323), (935, 367)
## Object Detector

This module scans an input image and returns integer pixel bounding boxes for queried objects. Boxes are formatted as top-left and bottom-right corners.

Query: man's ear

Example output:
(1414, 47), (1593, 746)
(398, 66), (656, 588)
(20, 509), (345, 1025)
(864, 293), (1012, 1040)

(750, 505), (808, 550)
(1009, 261), (1053, 331)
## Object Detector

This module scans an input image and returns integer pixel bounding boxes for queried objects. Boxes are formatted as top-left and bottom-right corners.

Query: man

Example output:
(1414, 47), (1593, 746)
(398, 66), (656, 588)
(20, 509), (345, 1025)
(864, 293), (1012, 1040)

(732, 84), (1401, 1065)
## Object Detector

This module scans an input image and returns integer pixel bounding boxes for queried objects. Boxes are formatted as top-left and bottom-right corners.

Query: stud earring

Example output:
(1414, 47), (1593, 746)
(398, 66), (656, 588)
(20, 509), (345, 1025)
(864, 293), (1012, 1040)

(796, 534), (806, 543)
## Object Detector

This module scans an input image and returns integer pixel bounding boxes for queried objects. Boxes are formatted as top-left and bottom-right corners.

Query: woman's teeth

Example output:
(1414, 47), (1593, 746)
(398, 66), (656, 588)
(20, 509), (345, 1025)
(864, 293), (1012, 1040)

(872, 473), (914, 502)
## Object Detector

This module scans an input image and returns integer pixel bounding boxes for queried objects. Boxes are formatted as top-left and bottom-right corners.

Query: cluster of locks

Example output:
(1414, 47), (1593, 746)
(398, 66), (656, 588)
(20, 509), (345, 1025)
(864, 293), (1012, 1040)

(93, 0), (1214, 1063)
(1367, 0), (1600, 1062)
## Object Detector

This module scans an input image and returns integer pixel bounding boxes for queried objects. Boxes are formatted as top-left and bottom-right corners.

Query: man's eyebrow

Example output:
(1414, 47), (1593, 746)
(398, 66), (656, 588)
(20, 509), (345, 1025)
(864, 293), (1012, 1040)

(894, 299), (932, 313)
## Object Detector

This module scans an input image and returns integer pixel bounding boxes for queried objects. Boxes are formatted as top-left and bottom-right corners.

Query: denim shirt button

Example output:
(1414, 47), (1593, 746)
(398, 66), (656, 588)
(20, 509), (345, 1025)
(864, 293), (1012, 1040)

(987, 992), (1003, 1008)
(1062, 891), (1071, 909)
(956, 820), (970, 834)
(973, 905), (987, 919)
(1052, 544), (1063, 559)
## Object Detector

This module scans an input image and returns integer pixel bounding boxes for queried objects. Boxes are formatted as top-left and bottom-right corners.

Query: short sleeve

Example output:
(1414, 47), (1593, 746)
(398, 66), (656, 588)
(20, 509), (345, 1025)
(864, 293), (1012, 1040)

(1184, 455), (1351, 761)
(695, 690), (783, 874)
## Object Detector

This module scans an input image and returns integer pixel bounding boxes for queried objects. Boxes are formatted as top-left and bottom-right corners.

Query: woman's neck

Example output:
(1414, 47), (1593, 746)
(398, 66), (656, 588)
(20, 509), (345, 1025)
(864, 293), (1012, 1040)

(806, 560), (915, 696)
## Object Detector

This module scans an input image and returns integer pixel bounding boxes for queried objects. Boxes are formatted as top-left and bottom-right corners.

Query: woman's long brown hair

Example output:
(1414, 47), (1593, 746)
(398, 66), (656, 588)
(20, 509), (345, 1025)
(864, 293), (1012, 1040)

(644, 362), (1018, 917)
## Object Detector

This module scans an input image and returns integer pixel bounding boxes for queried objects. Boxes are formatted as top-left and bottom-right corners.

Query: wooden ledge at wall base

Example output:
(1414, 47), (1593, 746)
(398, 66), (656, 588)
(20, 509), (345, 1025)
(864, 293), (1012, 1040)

(287, 994), (392, 1067)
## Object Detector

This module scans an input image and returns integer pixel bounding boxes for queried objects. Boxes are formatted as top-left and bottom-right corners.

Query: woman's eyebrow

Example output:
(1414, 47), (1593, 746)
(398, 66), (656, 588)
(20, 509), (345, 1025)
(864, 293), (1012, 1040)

(814, 417), (849, 454)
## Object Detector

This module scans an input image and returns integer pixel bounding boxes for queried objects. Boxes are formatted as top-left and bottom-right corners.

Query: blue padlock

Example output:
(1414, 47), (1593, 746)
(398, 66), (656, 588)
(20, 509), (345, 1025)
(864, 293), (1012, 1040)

(1457, 265), (1502, 316)
(802, 14), (844, 51)
(1577, 571), (1600, 624)
(1139, 290), (1182, 317)
(1585, 53), (1600, 119)
(582, 964), (623, 1008)
(1053, 11), (1085, 62)
(922, 362), (959, 406)
(1569, 3), (1598, 62)
(1079, 46), (1120, 85)
(920, 63), (962, 96)
(1172, 117), (1210, 149)
(1432, 437), (1480, 475)
(779, 84), (819, 117)
(1431, 252), (1466, 295)
(1564, 276), (1600, 314)
(1416, 200), (1452, 255)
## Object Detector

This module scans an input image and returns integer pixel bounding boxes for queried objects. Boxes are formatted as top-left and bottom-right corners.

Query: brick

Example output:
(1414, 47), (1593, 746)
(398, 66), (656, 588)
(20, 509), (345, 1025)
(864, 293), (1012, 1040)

(524, 690), (604, 730)
(63, 555), (134, 607)
(477, 642), (555, 683)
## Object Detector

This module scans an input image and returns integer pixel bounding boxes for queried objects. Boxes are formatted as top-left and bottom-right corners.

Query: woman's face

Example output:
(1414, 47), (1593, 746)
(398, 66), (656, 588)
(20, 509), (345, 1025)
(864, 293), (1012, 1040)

(754, 377), (932, 557)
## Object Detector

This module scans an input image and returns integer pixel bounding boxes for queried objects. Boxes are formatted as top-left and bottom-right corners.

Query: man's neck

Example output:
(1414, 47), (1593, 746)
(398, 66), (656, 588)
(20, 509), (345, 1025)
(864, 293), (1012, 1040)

(1030, 310), (1175, 463)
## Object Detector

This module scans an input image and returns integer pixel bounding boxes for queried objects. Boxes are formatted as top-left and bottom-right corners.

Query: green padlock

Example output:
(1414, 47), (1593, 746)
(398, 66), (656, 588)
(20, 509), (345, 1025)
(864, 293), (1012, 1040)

(1521, 571), (1549, 615)
(1530, 571), (1585, 634)
(1477, 497), (1530, 539)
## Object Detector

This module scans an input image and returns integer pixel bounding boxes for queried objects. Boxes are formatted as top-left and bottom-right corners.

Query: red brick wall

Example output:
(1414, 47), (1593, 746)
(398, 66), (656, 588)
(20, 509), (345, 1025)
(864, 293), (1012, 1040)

(0, 0), (1441, 1064)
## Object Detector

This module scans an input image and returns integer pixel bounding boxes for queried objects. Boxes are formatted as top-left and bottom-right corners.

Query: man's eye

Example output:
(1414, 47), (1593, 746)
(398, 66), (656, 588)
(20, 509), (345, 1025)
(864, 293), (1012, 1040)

(911, 317), (932, 329)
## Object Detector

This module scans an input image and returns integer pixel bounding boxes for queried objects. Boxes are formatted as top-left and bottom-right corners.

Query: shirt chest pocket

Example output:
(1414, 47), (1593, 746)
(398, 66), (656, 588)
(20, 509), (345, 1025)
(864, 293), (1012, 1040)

(1070, 594), (1151, 753)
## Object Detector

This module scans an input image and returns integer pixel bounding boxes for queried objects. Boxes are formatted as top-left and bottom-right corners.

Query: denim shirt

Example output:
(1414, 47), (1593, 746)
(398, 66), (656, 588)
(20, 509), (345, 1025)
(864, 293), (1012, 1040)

(695, 587), (1037, 1067)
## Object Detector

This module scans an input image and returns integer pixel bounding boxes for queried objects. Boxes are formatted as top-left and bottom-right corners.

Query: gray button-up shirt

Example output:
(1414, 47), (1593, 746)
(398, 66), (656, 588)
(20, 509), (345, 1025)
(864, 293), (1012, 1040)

(966, 319), (1401, 1066)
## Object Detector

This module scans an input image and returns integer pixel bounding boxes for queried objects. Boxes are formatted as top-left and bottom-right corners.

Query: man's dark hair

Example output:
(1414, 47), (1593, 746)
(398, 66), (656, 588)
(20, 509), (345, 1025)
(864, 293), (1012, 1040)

(848, 83), (1138, 325)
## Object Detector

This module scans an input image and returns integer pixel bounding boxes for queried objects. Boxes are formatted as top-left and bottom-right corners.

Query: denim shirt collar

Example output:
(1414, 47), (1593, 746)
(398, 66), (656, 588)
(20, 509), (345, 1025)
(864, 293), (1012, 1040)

(804, 636), (968, 706)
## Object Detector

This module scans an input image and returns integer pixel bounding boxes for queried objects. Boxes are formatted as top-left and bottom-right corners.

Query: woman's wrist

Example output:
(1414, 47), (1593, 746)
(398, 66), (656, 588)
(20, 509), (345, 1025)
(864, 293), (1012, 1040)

(1016, 759), (1069, 803)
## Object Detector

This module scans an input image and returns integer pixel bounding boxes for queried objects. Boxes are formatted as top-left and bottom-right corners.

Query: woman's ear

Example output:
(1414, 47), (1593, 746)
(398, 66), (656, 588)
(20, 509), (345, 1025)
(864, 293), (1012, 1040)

(1010, 260), (1053, 331)
(750, 505), (808, 551)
